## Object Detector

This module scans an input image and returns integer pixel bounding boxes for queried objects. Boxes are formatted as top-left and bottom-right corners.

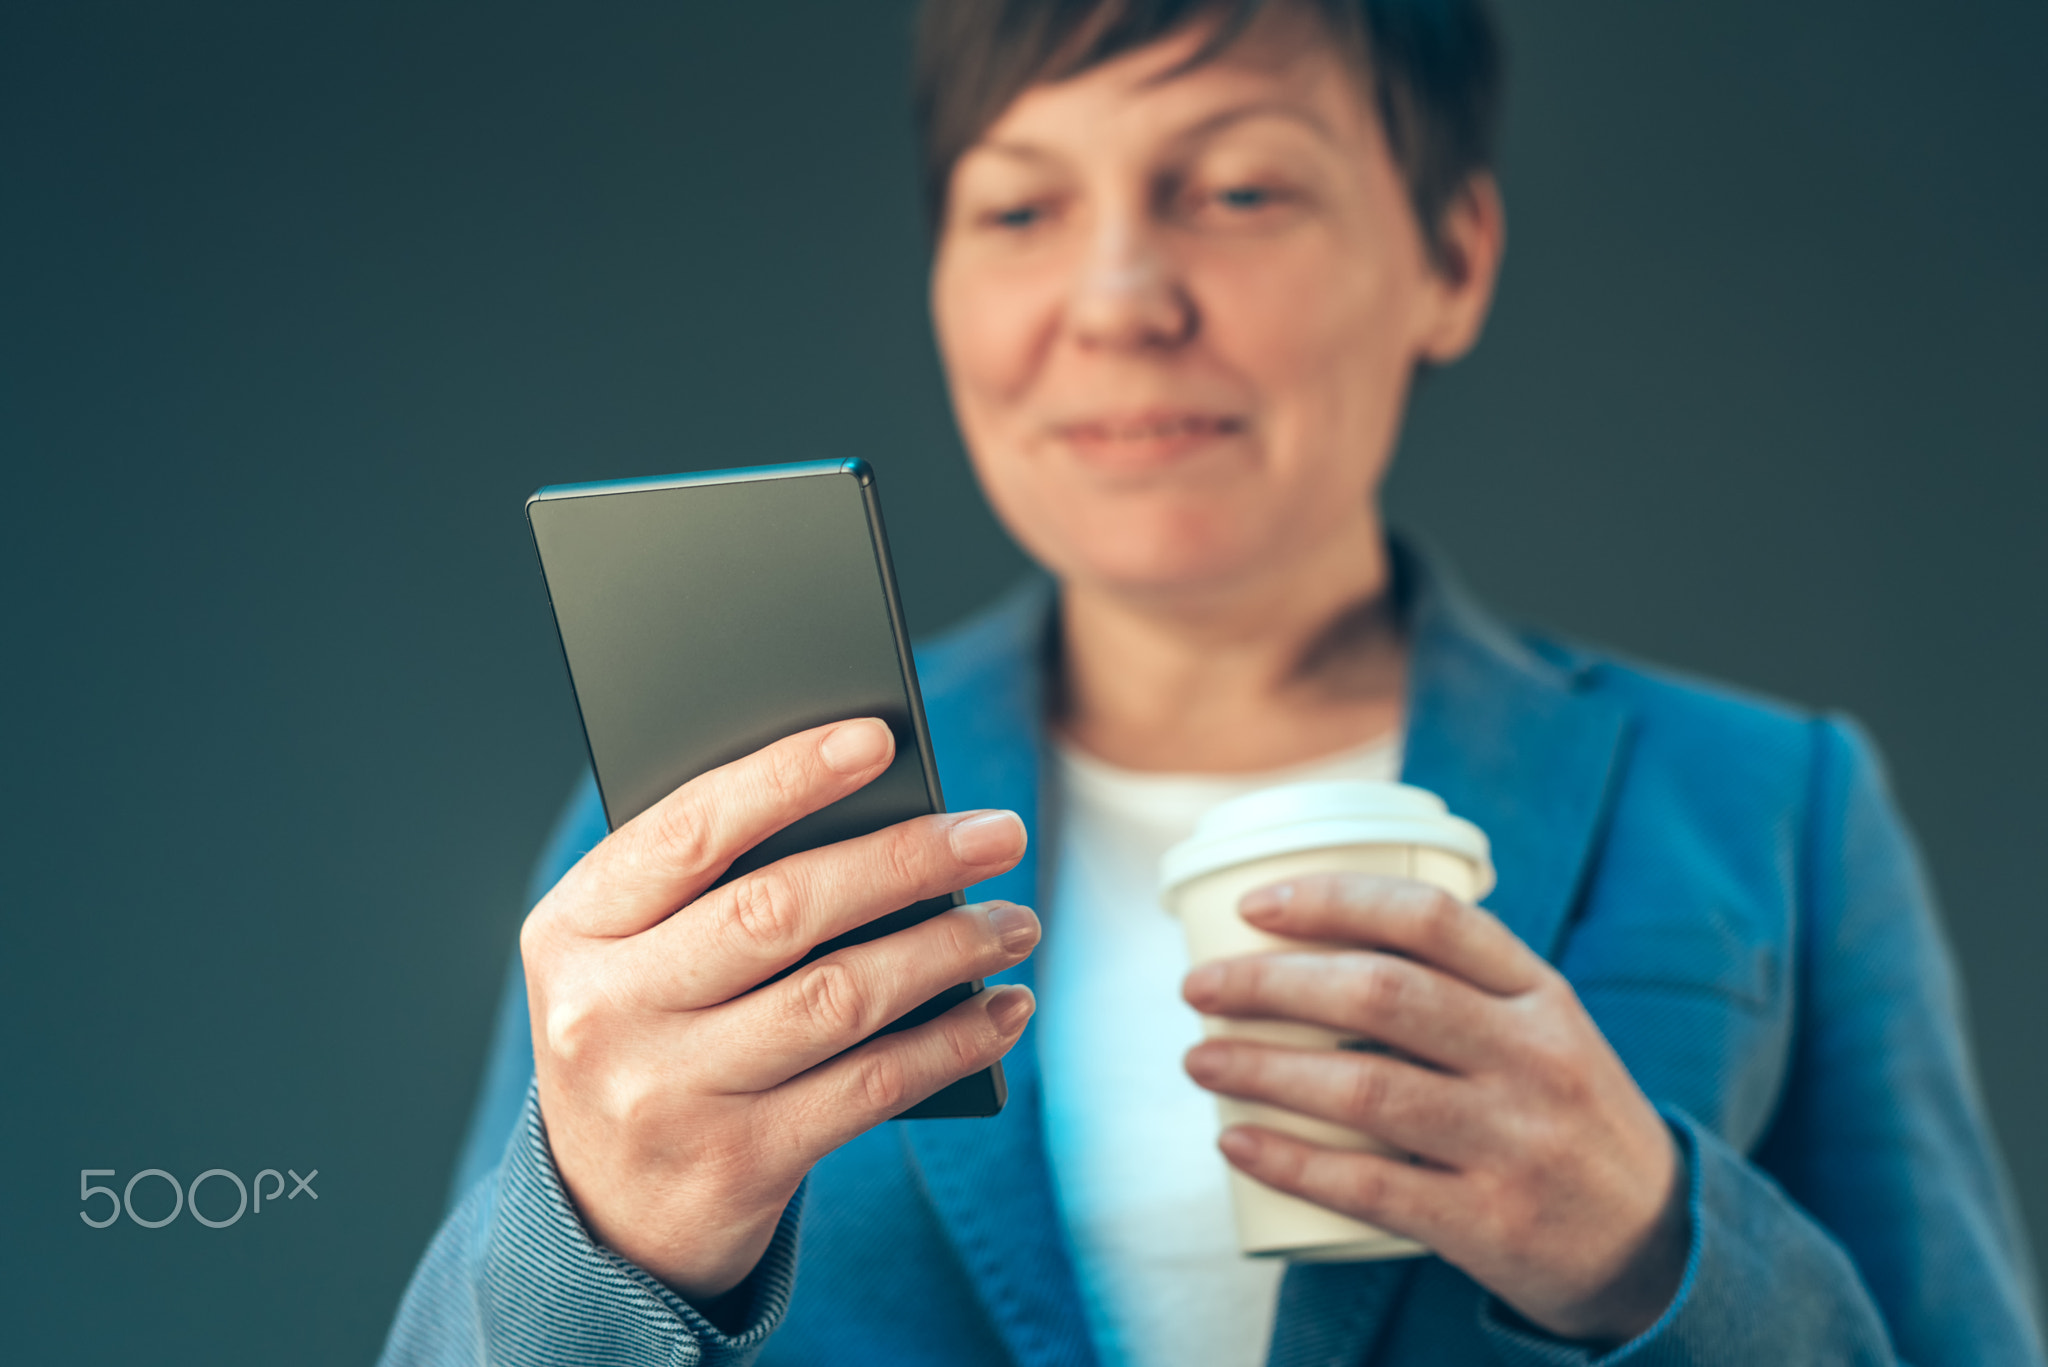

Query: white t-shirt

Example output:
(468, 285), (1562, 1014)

(1038, 733), (1404, 1367)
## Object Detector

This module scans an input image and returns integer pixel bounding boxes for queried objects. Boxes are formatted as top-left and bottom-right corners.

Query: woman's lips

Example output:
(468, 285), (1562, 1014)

(1052, 410), (1247, 471)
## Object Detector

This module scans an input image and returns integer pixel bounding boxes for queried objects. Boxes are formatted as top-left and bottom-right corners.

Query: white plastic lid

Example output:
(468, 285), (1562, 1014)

(1158, 780), (1495, 897)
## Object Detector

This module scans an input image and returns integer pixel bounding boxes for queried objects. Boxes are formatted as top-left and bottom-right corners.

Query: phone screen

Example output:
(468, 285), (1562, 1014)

(526, 459), (1002, 1117)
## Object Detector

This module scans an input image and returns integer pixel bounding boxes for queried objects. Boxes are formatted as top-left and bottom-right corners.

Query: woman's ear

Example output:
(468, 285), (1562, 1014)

(1415, 172), (1506, 365)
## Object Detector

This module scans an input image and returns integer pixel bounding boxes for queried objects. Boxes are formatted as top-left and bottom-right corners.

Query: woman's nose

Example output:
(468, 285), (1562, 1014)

(1067, 225), (1196, 351)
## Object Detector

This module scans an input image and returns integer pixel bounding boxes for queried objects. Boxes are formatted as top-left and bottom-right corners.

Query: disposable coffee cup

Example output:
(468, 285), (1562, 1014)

(1159, 780), (1495, 1261)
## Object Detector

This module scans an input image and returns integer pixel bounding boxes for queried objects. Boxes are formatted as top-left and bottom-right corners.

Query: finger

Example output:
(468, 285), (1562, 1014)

(1185, 1040), (1486, 1168)
(1239, 873), (1544, 996)
(769, 985), (1035, 1154)
(545, 718), (899, 939)
(639, 807), (1028, 1008)
(1218, 1123), (1455, 1249)
(699, 901), (1041, 1092)
(1182, 950), (1500, 1074)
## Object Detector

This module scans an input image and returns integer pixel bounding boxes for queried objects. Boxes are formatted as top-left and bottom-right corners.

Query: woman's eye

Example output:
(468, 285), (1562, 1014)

(987, 203), (1043, 230)
(1181, 181), (1297, 226)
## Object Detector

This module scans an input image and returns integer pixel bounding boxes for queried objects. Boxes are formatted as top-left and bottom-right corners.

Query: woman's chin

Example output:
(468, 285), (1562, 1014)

(1056, 529), (1274, 601)
(994, 483), (1312, 601)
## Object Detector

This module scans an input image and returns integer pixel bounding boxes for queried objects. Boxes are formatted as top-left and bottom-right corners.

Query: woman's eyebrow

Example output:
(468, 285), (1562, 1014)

(970, 99), (1336, 167)
(972, 140), (1064, 166)
(1167, 100), (1339, 149)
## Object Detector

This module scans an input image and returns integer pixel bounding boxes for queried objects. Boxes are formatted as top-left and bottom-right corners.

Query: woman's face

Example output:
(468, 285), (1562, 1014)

(930, 17), (1500, 598)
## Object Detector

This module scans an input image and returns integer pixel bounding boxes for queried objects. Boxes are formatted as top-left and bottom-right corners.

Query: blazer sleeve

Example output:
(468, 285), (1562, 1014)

(379, 1082), (803, 1367)
(378, 776), (806, 1366)
(1479, 716), (2044, 1366)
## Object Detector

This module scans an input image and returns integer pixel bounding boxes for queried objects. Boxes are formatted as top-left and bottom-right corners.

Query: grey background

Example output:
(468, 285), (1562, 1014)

(1, 1), (2041, 1361)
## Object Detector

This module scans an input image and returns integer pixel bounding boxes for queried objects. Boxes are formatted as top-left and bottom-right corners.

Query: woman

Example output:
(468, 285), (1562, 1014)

(384, 2), (2043, 1363)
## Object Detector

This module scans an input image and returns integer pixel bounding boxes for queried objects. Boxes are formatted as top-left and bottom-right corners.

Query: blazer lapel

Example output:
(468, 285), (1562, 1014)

(902, 582), (1100, 1367)
(1267, 542), (1633, 1367)
(1394, 542), (1632, 962)
(897, 553), (1635, 1367)
(1266, 1260), (1421, 1367)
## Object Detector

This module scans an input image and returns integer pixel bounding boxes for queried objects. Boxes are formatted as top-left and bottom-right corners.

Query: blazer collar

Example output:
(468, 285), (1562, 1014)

(900, 542), (1633, 1367)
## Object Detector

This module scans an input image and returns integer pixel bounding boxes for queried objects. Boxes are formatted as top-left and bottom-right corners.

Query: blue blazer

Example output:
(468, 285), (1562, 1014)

(384, 546), (2043, 1366)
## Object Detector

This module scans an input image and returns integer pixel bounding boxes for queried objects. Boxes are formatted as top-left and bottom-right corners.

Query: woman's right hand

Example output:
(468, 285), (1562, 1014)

(518, 716), (1039, 1301)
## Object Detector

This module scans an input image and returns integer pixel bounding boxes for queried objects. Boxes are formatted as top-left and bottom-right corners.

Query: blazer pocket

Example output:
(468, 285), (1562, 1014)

(1562, 904), (1782, 1011)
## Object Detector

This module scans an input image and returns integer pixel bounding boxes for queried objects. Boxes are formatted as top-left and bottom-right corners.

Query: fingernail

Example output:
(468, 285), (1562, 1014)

(1241, 884), (1292, 920)
(985, 984), (1035, 1033)
(1183, 1040), (1228, 1083)
(949, 810), (1025, 866)
(987, 901), (1040, 954)
(1183, 962), (1222, 1003)
(820, 719), (891, 774)
(1218, 1126), (1261, 1164)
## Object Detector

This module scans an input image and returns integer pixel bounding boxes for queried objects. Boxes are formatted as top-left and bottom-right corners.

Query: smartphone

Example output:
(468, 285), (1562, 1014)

(524, 458), (1003, 1119)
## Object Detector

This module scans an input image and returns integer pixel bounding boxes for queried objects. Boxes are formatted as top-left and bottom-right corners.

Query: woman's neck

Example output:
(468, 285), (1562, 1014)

(1053, 518), (1408, 773)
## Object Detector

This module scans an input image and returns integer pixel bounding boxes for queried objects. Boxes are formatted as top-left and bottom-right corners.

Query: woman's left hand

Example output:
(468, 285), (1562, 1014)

(1181, 872), (1691, 1347)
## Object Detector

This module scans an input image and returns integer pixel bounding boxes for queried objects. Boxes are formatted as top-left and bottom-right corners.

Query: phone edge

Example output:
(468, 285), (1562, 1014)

(524, 495), (624, 833)
(850, 461), (1009, 1119)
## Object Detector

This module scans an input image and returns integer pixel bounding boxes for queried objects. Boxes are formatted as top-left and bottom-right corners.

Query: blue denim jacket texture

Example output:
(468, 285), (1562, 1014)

(382, 546), (2044, 1366)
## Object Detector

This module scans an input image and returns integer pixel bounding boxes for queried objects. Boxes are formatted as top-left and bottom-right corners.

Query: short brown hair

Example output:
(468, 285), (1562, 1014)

(912, 0), (1503, 268)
